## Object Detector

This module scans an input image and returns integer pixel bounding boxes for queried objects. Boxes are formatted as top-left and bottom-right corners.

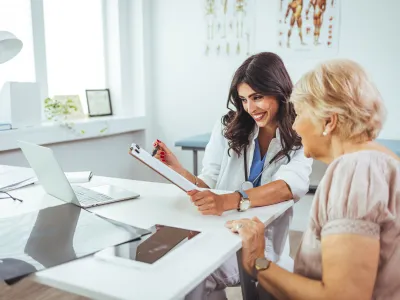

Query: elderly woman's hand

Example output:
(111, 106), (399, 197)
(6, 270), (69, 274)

(225, 217), (266, 276)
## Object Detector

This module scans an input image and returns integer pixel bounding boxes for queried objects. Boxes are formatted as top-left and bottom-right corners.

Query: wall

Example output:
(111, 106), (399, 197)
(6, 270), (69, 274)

(148, 0), (400, 178)
(0, 131), (156, 182)
(2, 0), (398, 189)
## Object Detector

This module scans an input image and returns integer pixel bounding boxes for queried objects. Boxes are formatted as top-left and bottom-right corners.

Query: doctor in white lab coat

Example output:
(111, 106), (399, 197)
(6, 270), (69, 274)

(154, 52), (313, 300)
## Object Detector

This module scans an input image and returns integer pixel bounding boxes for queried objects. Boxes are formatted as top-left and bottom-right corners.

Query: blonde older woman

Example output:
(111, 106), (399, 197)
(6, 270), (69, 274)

(226, 59), (400, 300)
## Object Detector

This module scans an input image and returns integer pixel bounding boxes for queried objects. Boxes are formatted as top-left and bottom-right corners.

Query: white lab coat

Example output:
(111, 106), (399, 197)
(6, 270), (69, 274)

(198, 120), (313, 263)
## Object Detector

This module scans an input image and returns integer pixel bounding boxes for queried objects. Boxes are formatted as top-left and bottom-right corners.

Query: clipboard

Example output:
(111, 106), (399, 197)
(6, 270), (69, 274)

(129, 143), (197, 192)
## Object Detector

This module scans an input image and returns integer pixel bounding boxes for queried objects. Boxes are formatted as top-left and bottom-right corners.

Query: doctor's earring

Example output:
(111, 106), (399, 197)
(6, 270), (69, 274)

(322, 131), (328, 136)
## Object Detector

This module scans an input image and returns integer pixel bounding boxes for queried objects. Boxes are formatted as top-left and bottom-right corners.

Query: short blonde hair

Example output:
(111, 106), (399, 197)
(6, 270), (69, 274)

(291, 59), (386, 141)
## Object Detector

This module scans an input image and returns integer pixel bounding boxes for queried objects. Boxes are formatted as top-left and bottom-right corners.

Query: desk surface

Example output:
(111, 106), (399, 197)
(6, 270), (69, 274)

(0, 165), (293, 300)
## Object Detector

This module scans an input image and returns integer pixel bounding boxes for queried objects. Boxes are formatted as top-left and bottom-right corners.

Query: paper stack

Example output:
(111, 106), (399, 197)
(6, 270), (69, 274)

(0, 169), (36, 192)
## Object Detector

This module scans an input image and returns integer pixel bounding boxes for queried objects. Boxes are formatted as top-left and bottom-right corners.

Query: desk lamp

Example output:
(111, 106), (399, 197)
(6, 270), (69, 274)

(0, 31), (23, 64)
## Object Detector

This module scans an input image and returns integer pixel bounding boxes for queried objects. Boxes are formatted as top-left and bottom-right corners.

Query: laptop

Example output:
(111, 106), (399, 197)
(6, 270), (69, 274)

(18, 141), (140, 208)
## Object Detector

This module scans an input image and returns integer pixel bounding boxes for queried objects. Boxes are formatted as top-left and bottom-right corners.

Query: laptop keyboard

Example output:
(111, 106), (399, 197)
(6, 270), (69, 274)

(72, 185), (113, 206)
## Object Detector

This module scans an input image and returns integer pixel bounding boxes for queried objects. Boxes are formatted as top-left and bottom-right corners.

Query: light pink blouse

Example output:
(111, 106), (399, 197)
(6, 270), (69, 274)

(294, 151), (400, 299)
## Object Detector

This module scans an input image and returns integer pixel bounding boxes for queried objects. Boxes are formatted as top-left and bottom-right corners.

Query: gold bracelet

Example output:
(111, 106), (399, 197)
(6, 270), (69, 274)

(193, 174), (199, 186)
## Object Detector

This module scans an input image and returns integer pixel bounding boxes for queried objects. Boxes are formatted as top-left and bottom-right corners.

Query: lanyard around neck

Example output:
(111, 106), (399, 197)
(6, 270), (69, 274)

(244, 150), (249, 182)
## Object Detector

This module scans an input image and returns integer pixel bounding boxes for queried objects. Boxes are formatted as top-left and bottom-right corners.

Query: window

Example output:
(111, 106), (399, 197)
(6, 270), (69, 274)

(0, 0), (35, 90)
(43, 0), (106, 114)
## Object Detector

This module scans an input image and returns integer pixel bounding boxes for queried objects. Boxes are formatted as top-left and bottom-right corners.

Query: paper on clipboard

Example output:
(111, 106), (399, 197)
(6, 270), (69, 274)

(129, 143), (197, 192)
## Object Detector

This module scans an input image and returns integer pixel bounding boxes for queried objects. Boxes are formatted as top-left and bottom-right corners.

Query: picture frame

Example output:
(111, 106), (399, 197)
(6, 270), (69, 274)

(85, 89), (113, 117)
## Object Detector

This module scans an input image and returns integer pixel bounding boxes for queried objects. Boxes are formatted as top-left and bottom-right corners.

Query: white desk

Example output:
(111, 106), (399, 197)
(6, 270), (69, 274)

(0, 165), (293, 300)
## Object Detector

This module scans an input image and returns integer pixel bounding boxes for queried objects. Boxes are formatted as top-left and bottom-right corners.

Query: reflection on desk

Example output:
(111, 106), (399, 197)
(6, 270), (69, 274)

(0, 203), (142, 282)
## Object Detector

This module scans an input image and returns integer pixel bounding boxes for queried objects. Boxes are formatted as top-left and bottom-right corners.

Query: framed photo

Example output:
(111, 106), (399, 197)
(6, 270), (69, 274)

(86, 89), (113, 117)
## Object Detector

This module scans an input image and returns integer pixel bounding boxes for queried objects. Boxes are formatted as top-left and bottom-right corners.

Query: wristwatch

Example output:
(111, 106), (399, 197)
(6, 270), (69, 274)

(253, 257), (271, 278)
(235, 190), (251, 212)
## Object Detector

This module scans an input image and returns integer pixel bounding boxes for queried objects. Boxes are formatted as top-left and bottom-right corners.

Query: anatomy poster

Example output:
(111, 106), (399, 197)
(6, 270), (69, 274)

(204, 0), (255, 56)
(278, 0), (340, 55)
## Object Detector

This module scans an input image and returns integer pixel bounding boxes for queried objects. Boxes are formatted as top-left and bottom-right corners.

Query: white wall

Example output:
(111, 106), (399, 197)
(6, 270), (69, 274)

(148, 0), (400, 177)
(0, 131), (156, 182)
(2, 0), (398, 190)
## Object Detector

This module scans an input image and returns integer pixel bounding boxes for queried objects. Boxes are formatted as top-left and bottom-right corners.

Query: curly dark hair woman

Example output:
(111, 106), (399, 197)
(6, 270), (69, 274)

(222, 52), (302, 163)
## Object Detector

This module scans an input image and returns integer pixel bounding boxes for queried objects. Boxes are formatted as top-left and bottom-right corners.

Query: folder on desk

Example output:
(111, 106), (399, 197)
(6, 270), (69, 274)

(136, 225), (192, 264)
(129, 143), (197, 192)
(96, 224), (201, 265)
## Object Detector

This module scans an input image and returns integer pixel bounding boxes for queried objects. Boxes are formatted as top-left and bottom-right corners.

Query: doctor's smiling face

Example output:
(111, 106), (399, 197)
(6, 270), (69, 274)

(223, 52), (301, 160)
(238, 83), (279, 129)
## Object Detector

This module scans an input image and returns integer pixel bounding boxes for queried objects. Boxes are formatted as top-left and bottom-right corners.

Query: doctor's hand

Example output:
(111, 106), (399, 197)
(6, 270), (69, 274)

(153, 140), (184, 175)
(188, 190), (226, 216)
(225, 217), (266, 276)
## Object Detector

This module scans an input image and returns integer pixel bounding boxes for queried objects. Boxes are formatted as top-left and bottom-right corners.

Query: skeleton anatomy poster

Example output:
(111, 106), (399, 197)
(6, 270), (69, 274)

(204, 0), (255, 56)
(278, 0), (340, 55)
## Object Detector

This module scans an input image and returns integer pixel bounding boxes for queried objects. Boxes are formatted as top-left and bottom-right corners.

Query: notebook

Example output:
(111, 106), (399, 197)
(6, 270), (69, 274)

(95, 224), (201, 266)
(129, 143), (197, 192)
(0, 169), (36, 191)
